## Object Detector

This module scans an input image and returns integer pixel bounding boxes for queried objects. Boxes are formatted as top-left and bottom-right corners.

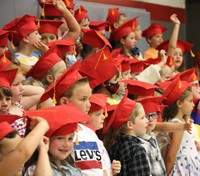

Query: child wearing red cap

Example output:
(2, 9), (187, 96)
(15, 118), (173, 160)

(26, 45), (67, 89)
(162, 77), (200, 175)
(106, 8), (127, 32)
(106, 92), (150, 175)
(3, 14), (42, 68)
(39, 68), (120, 175)
(24, 104), (92, 176)
(0, 115), (49, 176)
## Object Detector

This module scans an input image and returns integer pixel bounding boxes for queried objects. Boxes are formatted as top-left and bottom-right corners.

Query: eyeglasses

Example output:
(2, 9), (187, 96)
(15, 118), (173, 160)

(145, 112), (159, 119)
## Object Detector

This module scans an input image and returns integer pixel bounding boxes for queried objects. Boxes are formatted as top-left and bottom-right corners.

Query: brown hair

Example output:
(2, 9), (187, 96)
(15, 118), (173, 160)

(0, 87), (12, 98)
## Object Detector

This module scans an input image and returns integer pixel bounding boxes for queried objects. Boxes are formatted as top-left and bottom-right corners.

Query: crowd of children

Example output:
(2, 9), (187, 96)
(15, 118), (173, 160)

(0, 0), (200, 175)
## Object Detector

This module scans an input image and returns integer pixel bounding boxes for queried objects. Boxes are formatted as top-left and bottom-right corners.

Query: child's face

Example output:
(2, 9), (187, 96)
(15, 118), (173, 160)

(10, 73), (24, 102)
(88, 109), (105, 130)
(79, 18), (90, 29)
(41, 33), (57, 45)
(0, 134), (22, 160)
(117, 15), (127, 26)
(122, 69), (132, 80)
(148, 34), (163, 48)
(174, 48), (184, 69)
(191, 81), (200, 99)
(123, 32), (137, 50)
(68, 82), (91, 114)
(108, 73), (125, 93)
(27, 30), (41, 46)
(179, 92), (194, 116)
(134, 25), (142, 41)
(132, 106), (148, 136)
(49, 133), (74, 164)
(0, 94), (12, 114)
(145, 112), (159, 133)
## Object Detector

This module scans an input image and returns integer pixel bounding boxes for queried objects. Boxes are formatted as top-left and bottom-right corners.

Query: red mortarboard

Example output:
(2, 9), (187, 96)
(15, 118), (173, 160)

(114, 56), (130, 72)
(81, 29), (112, 49)
(142, 23), (167, 39)
(89, 21), (109, 31)
(74, 5), (88, 22)
(137, 96), (165, 114)
(40, 69), (82, 103)
(38, 20), (63, 36)
(26, 45), (63, 79)
(0, 52), (12, 71)
(3, 14), (38, 45)
(0, 114), (22, 140)
(0, 69), (18, 88)
(89, 94), (108, 112)
(45, 0), (74, 10)
(156, 40), (193, 55)
(106, 8), (121, 25)
(0, 29), (9, 47)
(39, 2), (62, 17)
(78, 47), (116, 88)
(47, 38), (74, 54)
(105, 90), (136, 131)
(25, 104), (91, 137)
(129, 59), (146, 73)
(170, 68), (198, 83)
(110, 17), (139, 42)
(122, 79), (158, 97)
(162, 76), (191, 105)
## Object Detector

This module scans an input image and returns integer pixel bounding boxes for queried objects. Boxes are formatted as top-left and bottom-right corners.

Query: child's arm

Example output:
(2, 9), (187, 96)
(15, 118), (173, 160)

(21, 85), (45, 110)
(165, 129), (184, 175)
(154, 119), (193, 133)
(166, 14), (180, 57)
(111, 160), (121, 175)
(34, 136), (52, 176)
(0, 117), (49, 176)
(53, 0), (81, 41)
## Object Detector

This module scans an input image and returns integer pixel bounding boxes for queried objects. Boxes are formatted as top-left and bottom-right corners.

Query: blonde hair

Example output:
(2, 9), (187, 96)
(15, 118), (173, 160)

(104, 102), (142, 150)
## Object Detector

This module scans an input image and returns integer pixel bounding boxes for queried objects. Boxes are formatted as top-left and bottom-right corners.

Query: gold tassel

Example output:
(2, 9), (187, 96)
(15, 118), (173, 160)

(52, 81), (57, 105)
(109, 25), (112, 33)
(41, 8), (45, 18)
(178, 81), (182, 89)
(75, 131), (79, 145)
(2, 53), (6, 63)
(111, 9), (114, 15)
(37, 20), (40, 28)
(79, 7), (81, 14)
(73, 47), (77, 56)
(65, 0), (70, 7)
(103, 53), (107, 60)
(104, 107), (108, 118)
(190, 49), (195, 58)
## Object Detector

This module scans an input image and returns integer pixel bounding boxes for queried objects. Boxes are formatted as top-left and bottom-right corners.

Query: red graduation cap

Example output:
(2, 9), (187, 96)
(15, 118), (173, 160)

(170, 68), (198, 83)
(25, 104), (91, 137)
(142, 23), (167, 39)
(74, 5), (88, 23)
(89, 94), (108, 113)
(0, 29), (9, 47)
(38, 20), (63, 36)
(156, 39), (193, 55)
(122, 79), (158, 97)
(78, 47), (117, 88)
(106, 8), (121, 26)
(137, 96), (165, 114)
(0, 52), (12, 71)
(129, 59), (146, 73)
(3, 14), (38, 45)
(25, 45), (63, 80)
(110, 17), (139, 42)
(39, 2), (62, 17)
(0, 114), (22, 140)
(105, 90), (136, 131)
(47, 38), (74, 54)
(89, 21), (109, 31)
(44, 0), (74, 10)
(40, 69), (82, 103)
(81, 29), (112, 49)
(0, 68), (18, 88)
(162, 76), (191, 106)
